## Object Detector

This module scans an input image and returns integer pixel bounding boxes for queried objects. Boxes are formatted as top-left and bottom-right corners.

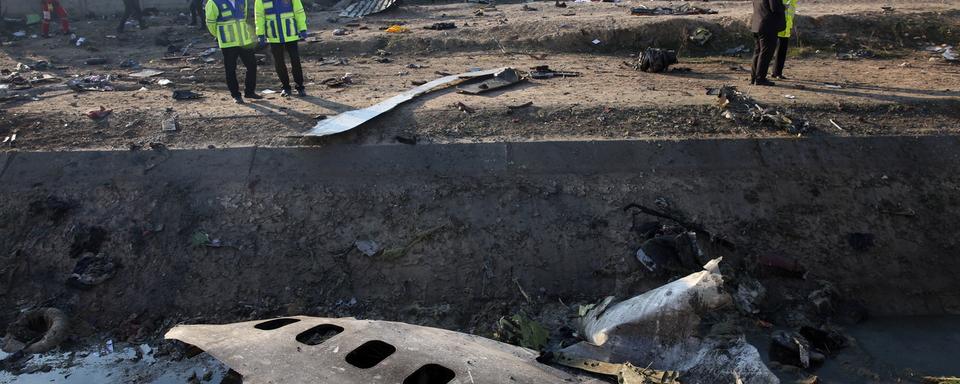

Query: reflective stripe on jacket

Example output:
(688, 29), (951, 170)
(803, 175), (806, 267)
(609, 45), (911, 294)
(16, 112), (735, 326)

(255, 0), (307, 43)
(778, 0), (797, 38)
(205, 0), (255, 49)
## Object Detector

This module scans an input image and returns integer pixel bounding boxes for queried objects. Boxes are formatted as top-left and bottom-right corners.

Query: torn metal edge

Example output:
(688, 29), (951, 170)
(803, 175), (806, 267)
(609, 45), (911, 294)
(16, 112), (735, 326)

(301, 67), (507, 137)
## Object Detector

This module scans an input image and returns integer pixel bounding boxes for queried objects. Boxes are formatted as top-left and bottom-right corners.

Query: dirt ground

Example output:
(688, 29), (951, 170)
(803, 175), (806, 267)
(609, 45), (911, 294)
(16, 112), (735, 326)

(1, 0), (958, 150)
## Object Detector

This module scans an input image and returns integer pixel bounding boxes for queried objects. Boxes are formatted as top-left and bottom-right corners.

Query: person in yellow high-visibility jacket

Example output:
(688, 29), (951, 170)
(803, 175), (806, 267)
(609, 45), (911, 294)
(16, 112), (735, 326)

(206, 0), (262, 104)
(255, 0), (308, 97)
(772, 0), (797, 79)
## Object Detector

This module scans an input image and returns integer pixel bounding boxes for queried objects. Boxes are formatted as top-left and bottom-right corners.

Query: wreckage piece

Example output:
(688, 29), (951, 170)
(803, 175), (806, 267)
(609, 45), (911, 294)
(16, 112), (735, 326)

(528, 65), (581, 79)
(637, 48), (678, 73)
(456, 68), (522, 95)
(560, 259), (780, 384)
(2, 308), (69, 354)
(340, 0), (398, 17)
(302, 68), (507, 137)
(166, 316), (605, 384)
(546, 352), (681, 384)
(577, 258), (729, 346)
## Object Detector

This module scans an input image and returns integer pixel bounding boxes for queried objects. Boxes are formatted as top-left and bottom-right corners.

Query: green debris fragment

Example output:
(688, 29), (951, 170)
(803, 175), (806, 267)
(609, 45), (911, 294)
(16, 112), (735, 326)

(190, 230), (210, 247)
(495, 312), (549, 351)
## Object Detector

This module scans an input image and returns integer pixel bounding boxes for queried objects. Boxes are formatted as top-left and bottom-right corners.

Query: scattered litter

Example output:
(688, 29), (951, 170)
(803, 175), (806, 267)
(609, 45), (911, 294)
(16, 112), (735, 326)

(529, 65), (580, 79)
(200, 48), (218, 57)
(355, 240), (381, 256)
(75, 37), (87, 47)
(385, 25), (409, 33)
(822, 83), (843, 89)
(262, 89), (277, 94)
(119, 59), (141, 69)
(927, 45), (958, 62)
(172, 90), (203, 100)
(67, 253), (118, 288)
(332, 29), (348, 36)
(455, 101), (475, 114)
(555, 0), (567, 7)
(84, 58), (107, 65)
(320, 73), (355, 88)
(85, 106), (112, 120)
(157, 79), (173, 86)
(784, 94), (796, 99)
(829, 119), (844, 131)
(129, 69), (165, 79)
(12, 31), (27, 38)
(631, 4), (717, 16)
(424, 22), (456, 30)
(636, 48), (678, 73)
(689, 27), (712, 45)
(161, 116), (178, 132)
(67, 75), (114, 92)
(457, 67), (522, 94)
(304, 68), (507, 137)
(406, 63), (427, 69)
(836, 49), (875, 60)
(591, 39), (601, 45)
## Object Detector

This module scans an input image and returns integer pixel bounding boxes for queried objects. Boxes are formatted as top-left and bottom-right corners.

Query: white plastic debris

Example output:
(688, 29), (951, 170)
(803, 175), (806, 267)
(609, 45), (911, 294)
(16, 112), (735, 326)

(592, 39), (601, 45)
(157, 79), (173, 86)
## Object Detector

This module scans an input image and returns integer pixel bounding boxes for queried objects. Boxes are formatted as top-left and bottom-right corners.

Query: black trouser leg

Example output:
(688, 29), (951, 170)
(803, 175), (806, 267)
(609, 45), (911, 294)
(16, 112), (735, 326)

(270, 43), (291, 90)
(751, 32), (778, 81)
(118, 1), (132, 32)
(222, 47), (242, 97)
(773, 36), (789, 77)
(286, 41), (304, 88)
(751, 34), (761, 82)
(238, 48), (258, 96)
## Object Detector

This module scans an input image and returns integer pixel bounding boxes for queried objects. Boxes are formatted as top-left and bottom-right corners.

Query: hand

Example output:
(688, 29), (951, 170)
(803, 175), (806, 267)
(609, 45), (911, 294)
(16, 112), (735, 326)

(298, 31), (308, 39)
(257, 36), (267, 48)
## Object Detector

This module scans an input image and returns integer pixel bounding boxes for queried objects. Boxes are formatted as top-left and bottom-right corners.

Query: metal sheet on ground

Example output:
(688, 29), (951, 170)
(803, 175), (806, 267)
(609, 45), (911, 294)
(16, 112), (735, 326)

(302, 68), (506, 137)
(339, 0), (397, 17)
(165, 316), (604, 384)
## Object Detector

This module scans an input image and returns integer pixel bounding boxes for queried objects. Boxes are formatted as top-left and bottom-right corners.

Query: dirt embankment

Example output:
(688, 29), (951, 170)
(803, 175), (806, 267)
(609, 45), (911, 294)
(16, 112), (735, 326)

(2, 137), (959, 342)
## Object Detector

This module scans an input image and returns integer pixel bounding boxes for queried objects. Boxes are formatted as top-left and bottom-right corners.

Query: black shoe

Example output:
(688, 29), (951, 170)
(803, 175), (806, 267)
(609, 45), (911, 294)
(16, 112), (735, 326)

(280, 88), (291, 97)
(244, 93), (263, 100)
(296, 87), (307, 97)
(754, 78), (776, 86)
(233, 96), (245, 104)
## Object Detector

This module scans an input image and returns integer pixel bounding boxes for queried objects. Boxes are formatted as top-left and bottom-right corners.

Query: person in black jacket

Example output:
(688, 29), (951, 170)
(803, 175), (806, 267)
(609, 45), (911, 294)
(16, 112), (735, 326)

(189, 0), (205, 29)
(750, 0), (786, 86)
(117, 0), (147, 33)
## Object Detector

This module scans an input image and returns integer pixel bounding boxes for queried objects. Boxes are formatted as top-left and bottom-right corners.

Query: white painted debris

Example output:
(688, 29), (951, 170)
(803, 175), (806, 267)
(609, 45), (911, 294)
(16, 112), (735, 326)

(302, 68), (507, 137)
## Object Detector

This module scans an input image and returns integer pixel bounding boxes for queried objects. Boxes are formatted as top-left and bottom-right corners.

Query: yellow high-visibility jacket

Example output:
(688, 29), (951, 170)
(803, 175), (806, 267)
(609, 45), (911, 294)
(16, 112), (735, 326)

(254, 0), (307, 44)
(778, 0), (797, 38)
(206, 0), (256, 49)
